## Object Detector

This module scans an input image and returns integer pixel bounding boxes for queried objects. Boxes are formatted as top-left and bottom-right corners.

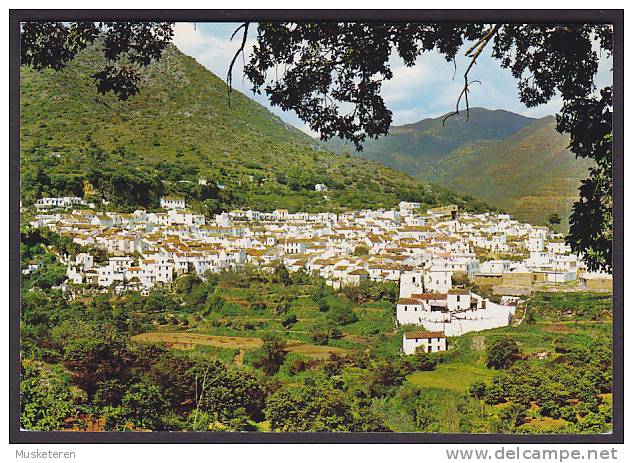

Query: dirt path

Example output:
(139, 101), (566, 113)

(132, 332), (264, 349)
(132, 331), (346, 359)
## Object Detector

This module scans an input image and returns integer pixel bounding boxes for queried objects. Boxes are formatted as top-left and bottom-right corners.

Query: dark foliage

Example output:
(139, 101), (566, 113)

(486, 338), (520, 370)
(21, 22), (173, 100)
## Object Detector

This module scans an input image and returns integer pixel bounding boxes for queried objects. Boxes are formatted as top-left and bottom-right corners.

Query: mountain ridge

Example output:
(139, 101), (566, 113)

(323, 108), (591, 227)
(19, 43), (490, 216)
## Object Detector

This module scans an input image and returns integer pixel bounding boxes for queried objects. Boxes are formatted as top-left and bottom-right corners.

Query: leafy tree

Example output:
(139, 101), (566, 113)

(317, 298), (330, 313)
(368, 359), (407, 398)
(309, 320), (342, 346)
(268, 293), (291, 315)
(281, 313), (298, 329)
(327, 304), (358, 326)
(195, 362), (265, 422)
(172, 274), (202, 295)
(486, 339), (520, 370)
(62, 330), (134, 396)
(93, 378), (127, 407)
(409, 348), (438, 371)
(205, 292), (225, 314)
(120, 381), (168, 430)
(411, 389), (448, 432)
(20, 360), (84, 430)
(451, 271), (471, 288)
(481, 386), (504, 408)
(246, 290), (267, 311)
(272, 263), (292, 286)
(144, 289), (179, 313)
(265, 383), (383, 432)
(253, 334), (287, 376)
(21, 22), (173, 100)
(340, 280), (398, 304)
(493, 403), (528, 433)
(469, 381), (487, 400)
(575, 412), (611, 434)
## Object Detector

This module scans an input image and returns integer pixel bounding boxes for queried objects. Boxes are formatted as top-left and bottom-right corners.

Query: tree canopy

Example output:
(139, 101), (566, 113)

(21, 22), (173, 100)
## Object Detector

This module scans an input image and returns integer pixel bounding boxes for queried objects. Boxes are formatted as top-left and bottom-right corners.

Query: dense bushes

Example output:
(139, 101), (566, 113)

(470, 340), (612, 433)
(527, 292), (612, 321)
(265, 383), (388, 432)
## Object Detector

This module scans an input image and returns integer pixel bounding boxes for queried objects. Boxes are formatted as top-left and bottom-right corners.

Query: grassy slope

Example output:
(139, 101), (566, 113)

(432, 116), (594, 226)
(326, 108), (535, 174)
(19, 44), (488, 213)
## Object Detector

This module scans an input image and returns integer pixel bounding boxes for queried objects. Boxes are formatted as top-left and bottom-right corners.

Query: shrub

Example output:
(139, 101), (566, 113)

(486, 339), (520, 370)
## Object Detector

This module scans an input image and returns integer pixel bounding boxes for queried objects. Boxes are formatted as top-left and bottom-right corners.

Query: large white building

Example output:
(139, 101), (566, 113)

(397, 269), (516, 337)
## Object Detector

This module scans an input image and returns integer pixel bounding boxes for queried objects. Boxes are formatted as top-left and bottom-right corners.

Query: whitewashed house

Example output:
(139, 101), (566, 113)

(160, 196), (186, 210)
(399, 271), (425, 298)
(526, 236), (545, 252)
(424, 267), (453, 293)
(284, 239), (307, 255)
(402, 331), (447, 355)
(35, 196), (85, 210)
(546, 240), (570, 254)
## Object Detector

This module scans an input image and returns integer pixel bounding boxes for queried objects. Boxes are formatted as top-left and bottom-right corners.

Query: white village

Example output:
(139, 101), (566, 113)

(28, 196), (612, 355)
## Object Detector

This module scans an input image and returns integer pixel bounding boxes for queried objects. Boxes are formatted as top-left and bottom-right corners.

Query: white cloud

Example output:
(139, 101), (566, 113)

(522, 95), (564, 119)
(381, 52), (456, 105)
(172, 22), (208, 48)
(173, 22), (257, 90)
(171, 23), (597, 133)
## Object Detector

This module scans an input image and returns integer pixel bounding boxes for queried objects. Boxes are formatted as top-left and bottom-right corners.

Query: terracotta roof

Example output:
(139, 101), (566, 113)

(448, 288), (470, 295)
(404, 331), (446, 340)
(410, 293), (448, 300)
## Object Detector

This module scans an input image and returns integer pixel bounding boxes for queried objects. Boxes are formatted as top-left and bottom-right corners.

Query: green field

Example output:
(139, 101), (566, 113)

(408, 362), (495, 392)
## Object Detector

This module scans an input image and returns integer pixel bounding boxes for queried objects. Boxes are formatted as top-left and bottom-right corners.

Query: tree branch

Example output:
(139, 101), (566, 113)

(227, 22), (250, 107)
(443, 25), (500, 125)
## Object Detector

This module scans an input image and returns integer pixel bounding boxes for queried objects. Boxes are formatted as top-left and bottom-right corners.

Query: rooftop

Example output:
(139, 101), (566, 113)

(404, 331), (446, 340)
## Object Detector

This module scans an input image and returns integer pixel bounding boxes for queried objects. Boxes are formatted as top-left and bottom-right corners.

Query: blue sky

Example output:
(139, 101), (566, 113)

(172, 22), (613, 136)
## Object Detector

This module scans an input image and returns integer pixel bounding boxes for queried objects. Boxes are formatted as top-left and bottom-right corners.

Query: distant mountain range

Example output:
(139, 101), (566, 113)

(325, 108), (593, 227)
(19, 43), (489, 215)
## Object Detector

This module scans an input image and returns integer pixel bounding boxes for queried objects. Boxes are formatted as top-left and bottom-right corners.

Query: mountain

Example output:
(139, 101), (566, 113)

(431, 116), (593, 227)
(325, 108), (592, 227)
(326, 108), (535, 175)
(19, 43), (489, 215)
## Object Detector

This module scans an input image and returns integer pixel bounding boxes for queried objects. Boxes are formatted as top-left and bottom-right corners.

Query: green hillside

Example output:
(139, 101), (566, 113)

(432, 116), (593, 226)
(19, 43), (488, 215)
(326, 108), (535, 175)
(325, 108), (591, 227)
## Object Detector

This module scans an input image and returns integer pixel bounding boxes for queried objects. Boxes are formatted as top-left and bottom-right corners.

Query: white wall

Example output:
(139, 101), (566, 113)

(399, 272), (425, 298)
(402, 336), (447, 355)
